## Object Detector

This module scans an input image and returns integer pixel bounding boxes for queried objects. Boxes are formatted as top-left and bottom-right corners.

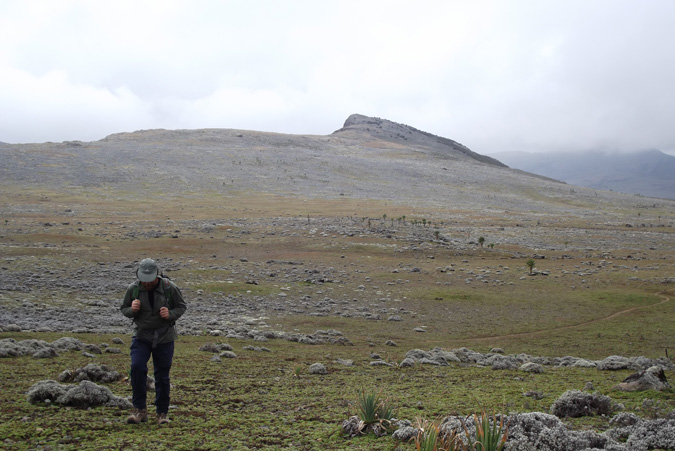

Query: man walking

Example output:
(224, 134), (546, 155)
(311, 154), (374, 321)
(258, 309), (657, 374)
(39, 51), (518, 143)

(120, 258), (187, 425)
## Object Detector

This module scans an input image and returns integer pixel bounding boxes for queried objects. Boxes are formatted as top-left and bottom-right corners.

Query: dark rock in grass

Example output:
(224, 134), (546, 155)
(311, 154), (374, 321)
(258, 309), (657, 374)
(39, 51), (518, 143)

(399, 357), (415, 368)
(33, 347), (59, 358)
(84, 344), (102, 354)
(104, 347), (121, 354)
(198, 343), (221, 353)
(550, 390), (613, 418)
(613, 366), (671, 392)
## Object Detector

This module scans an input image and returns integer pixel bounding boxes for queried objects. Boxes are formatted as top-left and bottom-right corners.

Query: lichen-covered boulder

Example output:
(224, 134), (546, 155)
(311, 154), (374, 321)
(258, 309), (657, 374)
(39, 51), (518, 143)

(550, 390), (613, 418)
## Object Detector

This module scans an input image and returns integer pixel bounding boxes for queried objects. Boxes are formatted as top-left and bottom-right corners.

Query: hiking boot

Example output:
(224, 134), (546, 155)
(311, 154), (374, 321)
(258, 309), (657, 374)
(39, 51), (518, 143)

(126, 408), (148, 424)
(157, 413), (171, 425)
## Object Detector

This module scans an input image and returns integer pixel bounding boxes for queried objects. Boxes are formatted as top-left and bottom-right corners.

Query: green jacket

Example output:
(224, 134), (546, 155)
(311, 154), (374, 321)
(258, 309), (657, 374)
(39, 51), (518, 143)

(120, 278), (187, 345)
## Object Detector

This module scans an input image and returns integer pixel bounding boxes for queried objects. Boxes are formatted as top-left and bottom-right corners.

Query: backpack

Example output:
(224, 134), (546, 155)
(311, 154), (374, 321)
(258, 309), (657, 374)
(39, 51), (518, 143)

(131, 276), (173, 308)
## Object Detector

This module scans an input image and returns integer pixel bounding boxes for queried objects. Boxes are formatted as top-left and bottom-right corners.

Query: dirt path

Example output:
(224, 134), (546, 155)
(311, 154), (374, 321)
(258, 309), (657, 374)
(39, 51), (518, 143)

(469, 293), (671, 342)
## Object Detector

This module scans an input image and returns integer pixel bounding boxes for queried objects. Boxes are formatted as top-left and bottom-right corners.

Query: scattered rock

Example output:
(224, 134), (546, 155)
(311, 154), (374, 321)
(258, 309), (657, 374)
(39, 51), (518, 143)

(520, 362), (544, 373)
(309, 363), (327, 374)
(399, 357), (415, 368)
(613, 366), (671, 392)
(198, 343), (221, 353)
(335, 358), (353, 366)
(597, 355), (631, 371)
(58, 364), (122, 383)
(32, 348), (59, 359)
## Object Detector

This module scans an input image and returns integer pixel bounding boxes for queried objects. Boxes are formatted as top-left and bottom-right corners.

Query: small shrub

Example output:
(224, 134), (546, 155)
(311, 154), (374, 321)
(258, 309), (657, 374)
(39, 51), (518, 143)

(526, 259), (535, 274)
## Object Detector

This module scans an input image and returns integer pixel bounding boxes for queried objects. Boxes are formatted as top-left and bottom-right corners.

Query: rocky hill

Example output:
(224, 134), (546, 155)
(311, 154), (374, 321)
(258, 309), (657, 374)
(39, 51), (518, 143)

(0, 114), (673, 223)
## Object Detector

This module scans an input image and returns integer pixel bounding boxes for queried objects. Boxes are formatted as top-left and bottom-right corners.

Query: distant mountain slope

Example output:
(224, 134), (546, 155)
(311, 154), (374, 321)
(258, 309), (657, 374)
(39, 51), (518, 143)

(493, 149), (675, 200)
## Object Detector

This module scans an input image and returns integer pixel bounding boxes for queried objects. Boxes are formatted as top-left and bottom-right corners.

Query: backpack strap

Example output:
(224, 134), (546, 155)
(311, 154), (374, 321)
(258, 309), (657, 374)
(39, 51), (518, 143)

(131, 278), (172, 308)
(162, 277), (173, 309)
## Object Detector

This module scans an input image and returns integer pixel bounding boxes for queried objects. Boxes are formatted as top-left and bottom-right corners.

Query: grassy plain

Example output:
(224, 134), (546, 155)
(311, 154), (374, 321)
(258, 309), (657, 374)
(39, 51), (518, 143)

(1, 191), (674, 450)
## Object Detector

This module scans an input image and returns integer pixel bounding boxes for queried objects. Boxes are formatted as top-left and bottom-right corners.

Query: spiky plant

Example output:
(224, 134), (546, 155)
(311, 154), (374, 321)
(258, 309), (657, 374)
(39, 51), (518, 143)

(469, 410), (508, 451)
(357, 390), (379, 424)
(357, 389), (395, 430)
(414, 418), (440, 451)
(414, 418), (469, 451)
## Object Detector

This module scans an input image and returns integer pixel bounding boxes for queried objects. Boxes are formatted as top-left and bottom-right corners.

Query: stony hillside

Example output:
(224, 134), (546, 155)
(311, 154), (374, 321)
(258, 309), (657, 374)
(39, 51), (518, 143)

(0, 114), (673, 223)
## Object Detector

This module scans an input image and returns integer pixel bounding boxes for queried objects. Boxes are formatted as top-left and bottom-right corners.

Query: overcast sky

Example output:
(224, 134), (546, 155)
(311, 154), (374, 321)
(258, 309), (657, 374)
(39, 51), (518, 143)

(2, 0), (674, 155)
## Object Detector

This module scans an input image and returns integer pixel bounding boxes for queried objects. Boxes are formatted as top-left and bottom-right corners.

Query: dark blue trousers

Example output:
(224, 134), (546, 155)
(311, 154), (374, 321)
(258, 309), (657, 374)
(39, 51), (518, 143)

(130, 338), (174, 414)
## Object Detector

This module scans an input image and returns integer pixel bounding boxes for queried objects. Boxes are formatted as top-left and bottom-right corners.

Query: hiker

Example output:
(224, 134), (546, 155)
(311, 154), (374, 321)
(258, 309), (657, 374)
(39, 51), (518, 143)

(120, 258), (187, 425)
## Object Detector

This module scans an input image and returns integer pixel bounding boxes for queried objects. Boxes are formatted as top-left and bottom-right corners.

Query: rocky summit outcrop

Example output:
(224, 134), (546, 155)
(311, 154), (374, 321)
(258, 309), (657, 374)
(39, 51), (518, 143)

(333, 114), (507, 167)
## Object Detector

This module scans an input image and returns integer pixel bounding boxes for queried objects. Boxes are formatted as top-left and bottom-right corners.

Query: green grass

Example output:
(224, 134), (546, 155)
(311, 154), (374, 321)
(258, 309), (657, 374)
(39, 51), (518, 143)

(1, 331), (673, 450)
(1, 190), (674, 449)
